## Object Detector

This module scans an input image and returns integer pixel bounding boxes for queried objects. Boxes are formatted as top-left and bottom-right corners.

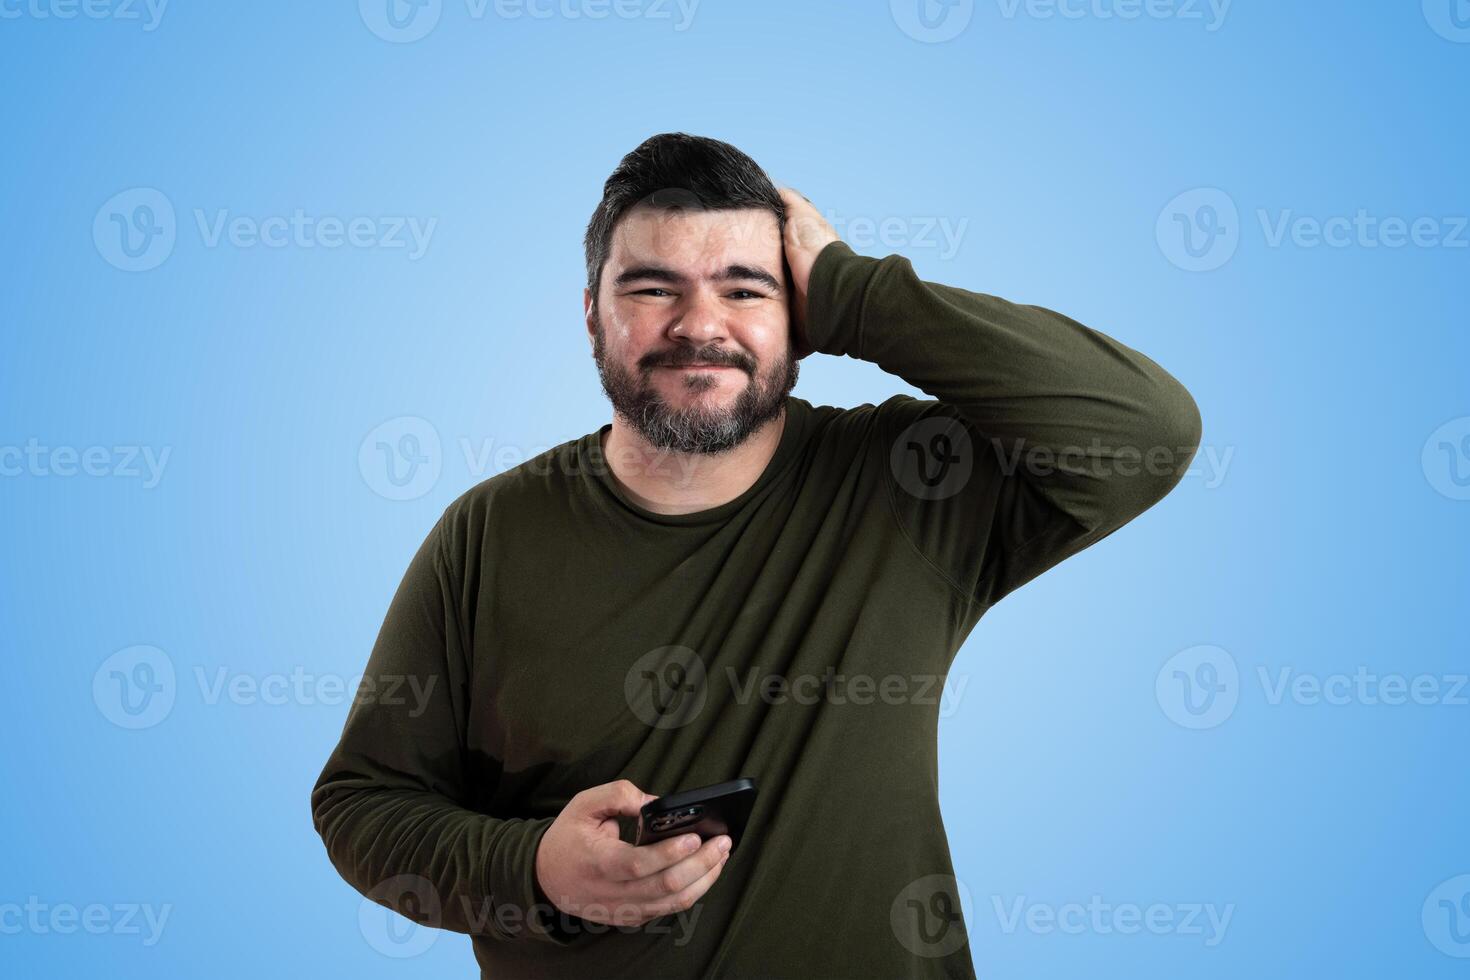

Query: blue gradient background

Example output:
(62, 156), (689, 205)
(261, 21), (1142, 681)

(2, 2), (1467, 977)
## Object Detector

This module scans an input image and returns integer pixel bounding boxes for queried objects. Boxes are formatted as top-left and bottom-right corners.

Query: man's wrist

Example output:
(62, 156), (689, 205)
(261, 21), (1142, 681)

(802, 239), (872, 358)
(525, 821), (584, 943)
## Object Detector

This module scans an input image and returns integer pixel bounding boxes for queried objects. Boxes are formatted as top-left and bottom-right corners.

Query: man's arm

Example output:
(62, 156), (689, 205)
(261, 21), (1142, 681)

(785, 191), (1202, 608)
(310, 514), (572, 943)
(311, 510), (733, 941)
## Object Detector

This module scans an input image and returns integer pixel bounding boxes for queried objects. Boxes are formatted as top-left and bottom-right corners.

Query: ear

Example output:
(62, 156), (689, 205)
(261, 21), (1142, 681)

(583, 287), (596, 348)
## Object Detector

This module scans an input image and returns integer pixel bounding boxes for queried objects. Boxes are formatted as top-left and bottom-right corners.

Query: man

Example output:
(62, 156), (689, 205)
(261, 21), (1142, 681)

(312, 132), (1201, 978)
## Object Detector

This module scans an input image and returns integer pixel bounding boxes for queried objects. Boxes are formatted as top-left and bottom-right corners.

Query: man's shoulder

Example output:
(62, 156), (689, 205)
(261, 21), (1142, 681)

(798, 392), (943, 451)
(434, 432), (591, 545)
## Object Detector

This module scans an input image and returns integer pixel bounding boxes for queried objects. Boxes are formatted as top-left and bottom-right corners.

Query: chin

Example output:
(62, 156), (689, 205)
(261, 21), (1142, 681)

(661, 377), (742, 403)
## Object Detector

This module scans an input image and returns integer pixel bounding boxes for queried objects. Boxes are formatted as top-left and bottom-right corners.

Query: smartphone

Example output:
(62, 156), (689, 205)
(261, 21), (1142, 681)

(633, 777), (757, 852)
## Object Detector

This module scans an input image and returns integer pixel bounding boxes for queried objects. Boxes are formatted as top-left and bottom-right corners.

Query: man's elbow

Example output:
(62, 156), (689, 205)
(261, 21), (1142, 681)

(1163, 377), (1203, 480)
(309, 768), (363, 875)
(1080, 375), (1202, 534)
(1133, 375), (1202, 507)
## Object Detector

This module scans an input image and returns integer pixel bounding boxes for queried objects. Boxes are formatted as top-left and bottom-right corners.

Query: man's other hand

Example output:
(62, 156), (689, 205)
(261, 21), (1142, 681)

(778, 187), (841, 359)
(533, 779), (733, 927)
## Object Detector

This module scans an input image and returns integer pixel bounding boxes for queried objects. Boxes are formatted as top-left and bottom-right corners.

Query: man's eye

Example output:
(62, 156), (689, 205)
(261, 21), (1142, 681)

(729, 290), (762, 300)
(635, 288), (673, 297)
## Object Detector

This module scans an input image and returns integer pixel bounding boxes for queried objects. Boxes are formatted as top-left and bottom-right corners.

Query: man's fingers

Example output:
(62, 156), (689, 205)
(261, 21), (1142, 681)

(779, 186), (811, 206)
(573, 847), (731, 927)
(604, 832), (704, 881)
(577, 779), (654, 820)
(779, 190), (819, 241)
(623, 836), (731, 903)
(777, 186), (839, 260)
(638, 848), (731, 920)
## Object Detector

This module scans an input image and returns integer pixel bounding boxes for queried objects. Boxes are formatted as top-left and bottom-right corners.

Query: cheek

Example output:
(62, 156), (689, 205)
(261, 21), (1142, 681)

(740, 315), (790, 359)
(606, 309), (635, 344)
(604, 308), (676, 374)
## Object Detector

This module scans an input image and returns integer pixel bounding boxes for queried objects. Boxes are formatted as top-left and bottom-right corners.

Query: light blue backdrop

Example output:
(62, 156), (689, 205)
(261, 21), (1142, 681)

(2, 2), (1467, 977)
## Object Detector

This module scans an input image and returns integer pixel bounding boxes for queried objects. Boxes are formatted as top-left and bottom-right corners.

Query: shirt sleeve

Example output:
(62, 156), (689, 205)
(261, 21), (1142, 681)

(310, 512), (581, 945)
(803, 240), (1202, 610)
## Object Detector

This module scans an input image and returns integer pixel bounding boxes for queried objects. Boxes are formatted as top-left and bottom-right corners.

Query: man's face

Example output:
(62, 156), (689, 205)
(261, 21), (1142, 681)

(586, 205), (798, 455)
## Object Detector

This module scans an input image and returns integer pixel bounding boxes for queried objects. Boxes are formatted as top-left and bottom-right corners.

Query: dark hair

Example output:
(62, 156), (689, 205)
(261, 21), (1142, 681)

(583, 133), (786, 309)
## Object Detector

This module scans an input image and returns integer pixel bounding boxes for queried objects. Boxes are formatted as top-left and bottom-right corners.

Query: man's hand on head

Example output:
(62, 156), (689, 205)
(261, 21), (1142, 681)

(778, 188), (841, 360)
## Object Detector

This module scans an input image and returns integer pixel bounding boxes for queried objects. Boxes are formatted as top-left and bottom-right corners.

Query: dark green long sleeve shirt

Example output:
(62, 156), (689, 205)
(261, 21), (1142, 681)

(311, 240), (1202, 978)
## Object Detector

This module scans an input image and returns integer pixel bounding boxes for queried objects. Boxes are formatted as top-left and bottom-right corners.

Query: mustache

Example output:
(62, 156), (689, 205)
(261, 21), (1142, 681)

(639, 346), (756, 374)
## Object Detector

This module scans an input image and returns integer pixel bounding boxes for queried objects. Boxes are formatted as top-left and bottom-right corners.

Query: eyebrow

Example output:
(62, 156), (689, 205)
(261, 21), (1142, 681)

(613, 263), (783, 293)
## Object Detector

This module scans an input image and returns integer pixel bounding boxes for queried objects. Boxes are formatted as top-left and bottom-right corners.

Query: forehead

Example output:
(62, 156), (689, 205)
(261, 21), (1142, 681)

(608, 205), (782, 271)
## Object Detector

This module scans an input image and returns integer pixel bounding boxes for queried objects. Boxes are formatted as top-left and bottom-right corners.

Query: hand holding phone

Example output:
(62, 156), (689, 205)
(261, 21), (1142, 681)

(534, 778), (736, 928)
(633, 777), (757, 852)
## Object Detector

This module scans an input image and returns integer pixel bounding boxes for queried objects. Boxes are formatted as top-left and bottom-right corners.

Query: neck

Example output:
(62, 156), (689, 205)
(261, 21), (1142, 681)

(600, 407), (787, 516)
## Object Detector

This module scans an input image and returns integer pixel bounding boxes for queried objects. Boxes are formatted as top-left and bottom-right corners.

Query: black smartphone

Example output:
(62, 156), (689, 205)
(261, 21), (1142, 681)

(633, 777), (757, 852)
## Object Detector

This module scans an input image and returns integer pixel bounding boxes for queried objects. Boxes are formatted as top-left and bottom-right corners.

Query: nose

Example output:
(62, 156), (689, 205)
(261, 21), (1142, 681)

(667, 285), (728, 347)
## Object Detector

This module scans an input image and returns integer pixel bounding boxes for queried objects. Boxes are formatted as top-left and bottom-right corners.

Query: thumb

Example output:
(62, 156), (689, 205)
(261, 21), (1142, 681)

(580, 778), (655, 821)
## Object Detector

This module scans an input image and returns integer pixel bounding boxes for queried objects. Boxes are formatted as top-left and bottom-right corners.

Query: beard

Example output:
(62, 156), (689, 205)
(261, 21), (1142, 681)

(591, 311), (799, 455)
